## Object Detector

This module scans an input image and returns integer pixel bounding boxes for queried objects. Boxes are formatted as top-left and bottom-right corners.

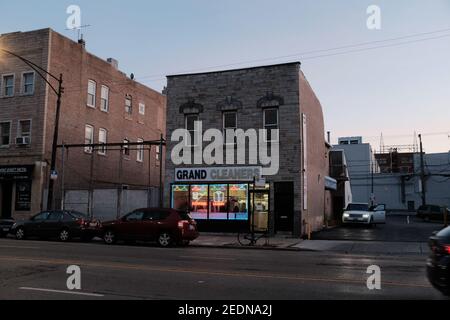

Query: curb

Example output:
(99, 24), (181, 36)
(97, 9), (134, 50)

(189, 243), (316, 252)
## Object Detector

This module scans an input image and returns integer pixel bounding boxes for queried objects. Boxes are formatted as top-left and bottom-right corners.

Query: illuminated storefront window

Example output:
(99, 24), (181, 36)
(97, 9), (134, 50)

(171, 183), (252, 222)
(209, 184), (228, 220)
(190, 185), (208, 220)
(171, 185), (189, 211)
(228, 184), (249, 221)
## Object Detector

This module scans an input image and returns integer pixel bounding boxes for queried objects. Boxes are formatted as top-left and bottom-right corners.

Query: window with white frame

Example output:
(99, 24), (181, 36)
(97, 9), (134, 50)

(185, 114), (199, 147)
(139, 103), (145, 115)
(137, 138), (144, 162)
(84, 125), (94, 153)
(0, 122), (11, 146)
(123, 139), (130, 157)
(223, 111), (237, 145)
(22, 72), (35, 95)
(263, 108), (279, 142)
(18, 120), (31, 140)
(125, 96), (132, 115)
(87, 80), (96, 108)
(98, 128), (107, 155)
(100, 85), (109, 112)
(2, 75), (14, 97)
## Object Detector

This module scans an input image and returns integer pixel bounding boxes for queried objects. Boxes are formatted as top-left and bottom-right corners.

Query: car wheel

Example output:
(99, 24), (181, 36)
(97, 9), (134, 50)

(103, 230), (116, 245)
(15, 228), (25, 240)
(59, 229), (71, 242)
(158, 232), (173, 247)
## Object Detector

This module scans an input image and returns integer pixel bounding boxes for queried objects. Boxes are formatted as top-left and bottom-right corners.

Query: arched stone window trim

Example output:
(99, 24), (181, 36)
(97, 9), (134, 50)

(257, 92), (284, 108)
(179, 99), (204, 114)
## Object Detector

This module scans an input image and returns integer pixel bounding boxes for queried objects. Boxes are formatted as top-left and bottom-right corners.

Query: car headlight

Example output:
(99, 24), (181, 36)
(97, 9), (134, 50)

(343, 213), (350, 218)
(363, 214), (370, 219)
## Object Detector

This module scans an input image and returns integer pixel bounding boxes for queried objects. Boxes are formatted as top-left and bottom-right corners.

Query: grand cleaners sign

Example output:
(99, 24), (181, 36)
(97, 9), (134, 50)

(175, 166), (262, 182)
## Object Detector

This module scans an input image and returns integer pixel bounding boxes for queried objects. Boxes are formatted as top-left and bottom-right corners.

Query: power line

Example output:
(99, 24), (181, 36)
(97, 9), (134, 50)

(61, 26), (450, 91)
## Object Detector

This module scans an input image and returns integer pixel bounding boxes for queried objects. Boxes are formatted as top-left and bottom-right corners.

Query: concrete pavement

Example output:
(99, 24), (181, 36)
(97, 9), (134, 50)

(0, 238), (446, 300)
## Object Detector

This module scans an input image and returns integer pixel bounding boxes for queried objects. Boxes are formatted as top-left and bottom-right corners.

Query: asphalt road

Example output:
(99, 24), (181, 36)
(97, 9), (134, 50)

(312, 215), (445, 242)
(0, 238), (447, 300)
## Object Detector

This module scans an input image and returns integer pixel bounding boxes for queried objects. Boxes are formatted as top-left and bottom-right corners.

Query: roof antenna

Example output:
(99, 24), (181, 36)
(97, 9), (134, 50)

(66, 24), (91, 43)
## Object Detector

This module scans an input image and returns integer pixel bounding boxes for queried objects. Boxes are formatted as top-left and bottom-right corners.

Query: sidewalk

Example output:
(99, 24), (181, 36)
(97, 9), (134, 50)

(190, 233), (304, 251)
(191, 234), (430, 255)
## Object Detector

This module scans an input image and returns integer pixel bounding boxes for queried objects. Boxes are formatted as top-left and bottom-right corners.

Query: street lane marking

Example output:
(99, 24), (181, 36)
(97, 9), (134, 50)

(19, 287), (104, 297)
(0, 256), (432, 289)
(179, 256), (236, 261)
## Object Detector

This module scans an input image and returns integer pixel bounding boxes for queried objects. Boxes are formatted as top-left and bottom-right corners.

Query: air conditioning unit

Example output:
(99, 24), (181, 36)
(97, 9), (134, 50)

(16, 136), (31, 146)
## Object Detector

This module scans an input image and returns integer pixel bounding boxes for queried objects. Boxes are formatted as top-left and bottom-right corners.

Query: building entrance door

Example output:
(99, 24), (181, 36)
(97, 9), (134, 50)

(274, 182), (294, 233)
(250, 191), (269, 232)
(0, 182), (13, 219)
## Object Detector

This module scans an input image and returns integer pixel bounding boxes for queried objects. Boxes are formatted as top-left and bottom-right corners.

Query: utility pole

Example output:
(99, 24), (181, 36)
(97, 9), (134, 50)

(47, 74), (64, 210)
(418, 134), (427, 206)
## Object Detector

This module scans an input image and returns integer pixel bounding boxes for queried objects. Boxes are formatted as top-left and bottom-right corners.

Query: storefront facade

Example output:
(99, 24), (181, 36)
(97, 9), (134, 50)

(0, 164), (39, 219)
(165, 63), (328, 236)
(171, 166), (270, 231)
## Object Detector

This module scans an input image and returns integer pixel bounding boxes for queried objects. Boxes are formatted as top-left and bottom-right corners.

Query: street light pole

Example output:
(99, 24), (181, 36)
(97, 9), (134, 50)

(1, 49), (64, 210)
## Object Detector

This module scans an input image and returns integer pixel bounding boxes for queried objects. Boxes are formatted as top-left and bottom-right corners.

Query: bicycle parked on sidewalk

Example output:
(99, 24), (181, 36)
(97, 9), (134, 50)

(237, 227), (269, 246)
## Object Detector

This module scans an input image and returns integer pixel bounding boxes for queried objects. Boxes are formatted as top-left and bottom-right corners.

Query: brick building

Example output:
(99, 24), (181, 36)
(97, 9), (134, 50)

(164, 62), (328, 237)
(0, 28), (165, 220)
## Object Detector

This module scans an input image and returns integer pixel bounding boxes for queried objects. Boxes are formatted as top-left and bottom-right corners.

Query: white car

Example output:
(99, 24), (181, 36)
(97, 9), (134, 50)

(342, 203), (386, 226)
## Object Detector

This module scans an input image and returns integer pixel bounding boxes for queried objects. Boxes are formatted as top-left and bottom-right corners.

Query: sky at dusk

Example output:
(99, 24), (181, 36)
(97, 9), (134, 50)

(1, 0), (449, 153)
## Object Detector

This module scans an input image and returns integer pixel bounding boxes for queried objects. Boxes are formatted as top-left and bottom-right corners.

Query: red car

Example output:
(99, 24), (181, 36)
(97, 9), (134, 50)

(101, 208), (199, 247)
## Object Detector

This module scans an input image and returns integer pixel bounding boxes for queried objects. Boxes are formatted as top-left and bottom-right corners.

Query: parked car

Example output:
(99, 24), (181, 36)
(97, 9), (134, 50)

(342, 203), (386, 226)
(102, 208), (199, 247)
(427, 226), (450, 296)
(0, 218), (15, 238)
(11, 210), (101, 242)
(417, 205), (449, 221)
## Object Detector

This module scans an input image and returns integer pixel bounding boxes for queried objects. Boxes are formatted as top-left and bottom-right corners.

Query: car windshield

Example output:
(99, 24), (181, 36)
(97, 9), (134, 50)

(346, 204), (369, 211)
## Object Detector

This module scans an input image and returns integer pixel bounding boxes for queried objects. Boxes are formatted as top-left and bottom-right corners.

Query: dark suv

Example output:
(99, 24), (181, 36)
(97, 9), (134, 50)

(101, 208), (199, 247)
(417, 205), (449, 221)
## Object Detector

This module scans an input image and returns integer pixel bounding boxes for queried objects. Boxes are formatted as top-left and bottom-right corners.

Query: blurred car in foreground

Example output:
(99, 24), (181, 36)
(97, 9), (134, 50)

(417, 205), (449, 222)
(11, 211), (101, 242)
(427, 226), (450, 296)
(342, 203), (386, 226)
(0, 218), (15, 238)
(102, 208), (199, 247)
